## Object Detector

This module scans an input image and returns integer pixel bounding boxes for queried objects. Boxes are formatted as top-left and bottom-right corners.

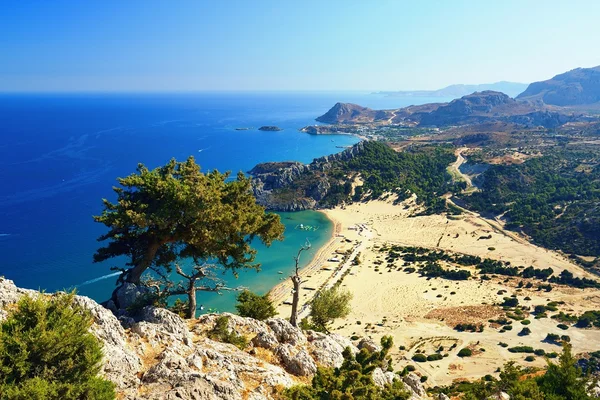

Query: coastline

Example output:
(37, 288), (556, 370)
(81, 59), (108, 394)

(268, 210), (342, 308)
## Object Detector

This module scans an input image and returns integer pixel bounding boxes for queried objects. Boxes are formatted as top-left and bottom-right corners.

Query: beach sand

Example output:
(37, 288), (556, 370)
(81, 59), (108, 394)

(272, 196), (600, 386)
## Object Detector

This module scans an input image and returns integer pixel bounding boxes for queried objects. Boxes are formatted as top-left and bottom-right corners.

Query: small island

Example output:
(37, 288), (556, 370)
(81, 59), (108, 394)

(258, 126), (283, 131)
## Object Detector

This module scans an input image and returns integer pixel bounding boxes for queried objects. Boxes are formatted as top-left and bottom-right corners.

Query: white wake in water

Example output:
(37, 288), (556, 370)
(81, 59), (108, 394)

(77, 271), (121, 287)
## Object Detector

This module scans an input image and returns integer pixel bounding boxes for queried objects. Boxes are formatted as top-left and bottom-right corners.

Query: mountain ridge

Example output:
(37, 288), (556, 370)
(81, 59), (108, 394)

(517, 66), (600, 106)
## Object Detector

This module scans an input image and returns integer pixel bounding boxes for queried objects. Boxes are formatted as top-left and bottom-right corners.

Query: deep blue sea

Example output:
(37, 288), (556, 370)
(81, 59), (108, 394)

(0, 92), (447, 312)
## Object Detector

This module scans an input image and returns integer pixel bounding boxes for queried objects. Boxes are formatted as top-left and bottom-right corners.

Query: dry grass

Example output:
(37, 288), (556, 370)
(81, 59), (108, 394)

(425, 305), (501, 327)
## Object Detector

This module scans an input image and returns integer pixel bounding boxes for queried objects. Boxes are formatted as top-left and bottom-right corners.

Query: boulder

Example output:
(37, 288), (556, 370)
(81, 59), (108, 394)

(403, 373), (427, 398)
(275, 343), (317, 376)
(252, 331), (279, 350)
(266, 318), (306, 346)
(114, 282), (152, 310)
(372, 367), (397, 387)
(306, 330), (358, 368)
(131, 306), (193, 347)
(358, 337), (382, 353)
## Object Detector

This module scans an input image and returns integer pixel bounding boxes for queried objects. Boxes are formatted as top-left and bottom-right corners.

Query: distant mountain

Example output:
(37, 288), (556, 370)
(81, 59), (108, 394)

(316, 91), (578, 129)
(376, 81), (528, 99)
(517, 66), (600, 106)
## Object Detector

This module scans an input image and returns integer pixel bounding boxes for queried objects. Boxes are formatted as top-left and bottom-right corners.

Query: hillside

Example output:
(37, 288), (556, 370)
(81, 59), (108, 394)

(315, 91), (576, 129)
(315, 102), (392, 124)
(517, 66), (600, 106)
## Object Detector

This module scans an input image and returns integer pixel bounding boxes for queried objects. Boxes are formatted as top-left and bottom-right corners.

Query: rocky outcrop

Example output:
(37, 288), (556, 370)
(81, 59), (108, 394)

(249, 141), (365, 211)
(0, 278), (431, 399)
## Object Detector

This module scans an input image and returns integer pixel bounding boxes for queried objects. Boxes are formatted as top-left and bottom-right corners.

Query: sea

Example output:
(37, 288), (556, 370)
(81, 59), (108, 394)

(0, 92), (449, 312)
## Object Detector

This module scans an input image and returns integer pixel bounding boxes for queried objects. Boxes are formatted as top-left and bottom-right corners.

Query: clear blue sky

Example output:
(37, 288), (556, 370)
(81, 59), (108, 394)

(2, 0), (599, 92)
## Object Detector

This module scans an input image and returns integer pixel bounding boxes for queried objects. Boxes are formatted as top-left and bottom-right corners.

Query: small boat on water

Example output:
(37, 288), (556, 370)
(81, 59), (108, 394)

(295, 223), (319, 231)
(278, 271), (283, 274)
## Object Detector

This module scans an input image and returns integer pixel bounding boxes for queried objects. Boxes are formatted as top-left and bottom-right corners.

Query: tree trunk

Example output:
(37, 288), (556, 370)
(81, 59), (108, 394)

(290, 275), (301, 327)
(187, 285), (197, 319)
(126, 242), (160, 284)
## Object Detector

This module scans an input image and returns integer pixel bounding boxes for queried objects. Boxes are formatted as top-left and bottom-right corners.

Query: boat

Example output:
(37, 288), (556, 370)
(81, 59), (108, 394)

(295, 223), (319, 231)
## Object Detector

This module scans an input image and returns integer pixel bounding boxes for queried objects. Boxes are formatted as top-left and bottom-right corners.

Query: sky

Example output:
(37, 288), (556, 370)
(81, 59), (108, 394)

(1, 0), (600, 92)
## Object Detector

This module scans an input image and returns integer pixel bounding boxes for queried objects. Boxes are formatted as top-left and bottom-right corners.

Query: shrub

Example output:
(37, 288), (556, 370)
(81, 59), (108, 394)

(406, 365), (416, 372)
(521, 320), (531, 325)
(420, 376), (428, 383)
(208, 316), (248, 349)
(457, 348), (472, 357)
(557, 323), (569, 330)
(0, 293), (115, 400)
(310, 287), (352, 332)
(498, 342), (509, 348)
(283, 336), (409, 399)
(524, 355), (535, 362)
(427, 354), (443, 361)
(519, 327), (531, 336)
(502, 297), (519, 307)
(235, 290), (276, 320)
(508, 346), (534, 353)
(534, 349), (546, 356)
(412, 354), (427, 362)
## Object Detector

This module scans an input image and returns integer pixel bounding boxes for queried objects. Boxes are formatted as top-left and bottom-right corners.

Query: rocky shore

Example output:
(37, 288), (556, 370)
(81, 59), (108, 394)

(248, 141), (365, 211)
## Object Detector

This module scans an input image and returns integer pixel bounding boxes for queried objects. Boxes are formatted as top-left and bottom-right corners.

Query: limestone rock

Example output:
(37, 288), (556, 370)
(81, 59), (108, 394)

(275, 343), (318, 376)
(266, 318), (307, 346)
(372, 367), (397, 387)
(403, 373), (428, 398)
(72, 295), (142, 389)
(306, 330), (358, 368)
(358, 337), (382, 353)
(131, 306), (193, 347)
(252, 330), (279, 350)
(114, 282), (152, 310)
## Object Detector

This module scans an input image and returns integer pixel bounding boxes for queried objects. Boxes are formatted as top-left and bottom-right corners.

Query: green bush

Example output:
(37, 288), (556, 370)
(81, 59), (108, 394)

(283, 336), (410, 399)
(426, 354), (443, 361)
(412, 354), (427, 362)
(524, 355), (535, 362)
(235, 290), (276, 320)
(0, 293), (115, 400)
(519, 327), (531, 336)
(208, 316), (248, 350)
(457, 348), (472, 358)
(557, 323), (569, 330)
(508, 346), (534, 353)
(521, 319), (531, 325)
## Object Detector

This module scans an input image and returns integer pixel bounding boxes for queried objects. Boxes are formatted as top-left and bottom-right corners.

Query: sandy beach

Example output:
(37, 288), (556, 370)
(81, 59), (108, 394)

(271, 196), (600, 385)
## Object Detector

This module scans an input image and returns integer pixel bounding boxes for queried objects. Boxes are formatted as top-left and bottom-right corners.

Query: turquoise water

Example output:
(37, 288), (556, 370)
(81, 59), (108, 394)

(0, 92), (448, 313)
(189, 210), (333, 313)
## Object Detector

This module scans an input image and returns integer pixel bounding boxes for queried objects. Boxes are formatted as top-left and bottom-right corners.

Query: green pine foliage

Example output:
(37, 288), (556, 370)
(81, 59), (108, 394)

(93, 156), (285, 285)
(208, 316), (248, 350)
(0, 293), (115, 400)
(309, 287), (353, 333)
(235, 290), (277, 320)
(283, 336), (410, 400)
